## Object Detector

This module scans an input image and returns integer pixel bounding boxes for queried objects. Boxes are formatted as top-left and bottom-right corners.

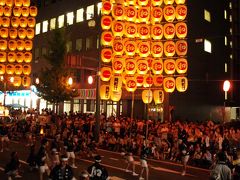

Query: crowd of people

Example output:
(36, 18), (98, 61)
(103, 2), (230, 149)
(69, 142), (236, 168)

(1, 108), (240, 180)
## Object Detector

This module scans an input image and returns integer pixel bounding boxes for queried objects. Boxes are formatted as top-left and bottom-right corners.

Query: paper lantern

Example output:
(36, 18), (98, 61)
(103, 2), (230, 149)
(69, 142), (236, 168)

(24, 40), (32, 51)
(16, 52), (24, 62)
(152, 59), (163, 74)
(100, 85), (111, 100)
(176, 76), (188, 92)
(176, 58), (187, 74)
(175, 0), (186, 4)
(101, 31), (113, 46)
(101, 1), (112, 15)
(125, 23), (137, 38)
(100, 67), (112, 82)
(154, 90), (164, 104)
(153, 75), (163, 86)
(2, 17), (10, 27)
(21, 6), (29, 17)
(27, 17), (36, 28)
(11, 17), (20, 28)
(164, 41), (175, 57)
(6, 64), (15, 75)
(5, 0), (13, 6)
(137, 59), (148, 75)
(22, 64), (31, 75)
(112, 57), (124, 74)
(164, 59), (175, 74)
(176, 5), (187, 21)
(29, 6), (37, 17)
(26, 28), (34, 39)
(164, 0), (174, 5)
(135, 74), (144, 87)
(137, 0), (148, 6)
(151, 41), (163, 58)
(125, 77), (137, 92)
(0, 0), (5, 6)
(24, 51), (32, 63)
(125, 58), (136, 74)
(111, 20), (125, 37)
(14, 64), (22, 75)
(124, 40), (136, 56)
(152, 0), (163, 6)
(143, 74), (154, 88)
(14, 0), (22, 6)
(122, 71), (133, 84)
(151, 7), (163, 23)
(9, 28), (18, 39)
(0, 64), (5, 74)
(111, 89), (122, 101)
(138, 41), (150, 57)
(112, 5), (124, 21)
(13, 76), (21, 86)
(125, 6), (137, 22)
(0, 6), (3, 16)
(0, 28), (8, 38)
(176, 40), (187, 56)
(151, 24), (163, 40)
(101, 48), (112, 63)
(7, 52), (16, 62)
(4, 6), (12, 17)
(0, 52), (6, 62)
(164, 23), (175, 40)
(175, 22), (187, 39)
(13, 6), (21, 17)
(22, 0), (30, 7)
(163, 5), (175, 22)
(0, 40), (7, 51)
(19, 17), (28, 28)
(142, 90), (153, 104)
(22, 76), (31, 87)
(125, 0), (137, 5)
(16, 40), (25, 51)
(101, 15), (112, 30)
(163, 77), (175, 93)
(112, 39), (124, 56)
(110, 75), (122, 92)
(138, 7), (150, 23)
(138, 24), (150, 40)
(147, 57), (153, 70)
(18, 28), (27, 39)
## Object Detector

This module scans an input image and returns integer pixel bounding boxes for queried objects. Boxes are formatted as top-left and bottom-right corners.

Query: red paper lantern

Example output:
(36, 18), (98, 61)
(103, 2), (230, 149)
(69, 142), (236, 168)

(124, 40), (136, 56)
(7, 52), (16, 62)
(163, 77), (175, 93)
(176, 5), (187, 21)
(112, 39), (124, 56)
(101, 48), (112, 63)
(0, 64), (5, 74)
(151, 59), (163, 75)
(151, 24), (163, 40)
(176, 58), (188, 74)
(137, 59), (148, 75)
(125, 58), (137, 74)
(125, 23), (137, 38)
(153, 75), (163, 87)
(9, 28), (18, 39)
(138, 24), (150, 40)
(112, 5), (124, 21)
(175, 22), (187, 39)
(112, 57), (124, 74)
(164, 59), (175, 74)
(164, 23), (175, 40)
(138, 7), (150, 23)
(101, 1), (112, 15)
(125, 77), (137, 92)
(29, 6), (38, 17)
(4, 5), (12, 17)
(111, 20), (125, 37)
(27, 17), (36, 28)
(163, 5), (175, 22)
(143, 74), (154, 88)
(100, 67), (112, 82)
(151, 41), (163, 58)
(125, 6), (137, 22)
(101, 16), (112, 30)
(135, 74), (144, 87)
(151, 7), (163, 23)
(138, 41), (150, 57)
(16, 52), (24, 63)
(24, 52), (32, 63)
(13, 6), (21, 17)
(175, 40), (187, 56)
(164, 41), (175, 57)
(101, 31), (113, 46)
(0, 52), (6, 62)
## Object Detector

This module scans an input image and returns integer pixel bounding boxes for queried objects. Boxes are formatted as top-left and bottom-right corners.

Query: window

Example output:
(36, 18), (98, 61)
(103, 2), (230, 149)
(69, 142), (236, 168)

(204, 9), (211, 22)
(229, 2), (232, 9)
(229, 15), (232, 22)
(66, 41), (72, 53)
(230, 54), (233, 59)
(35, 48), (40, 58)
(86, 36), (94, 50)
(35, 23), (41, 35)
(204, 39), (211, 53)
(42, 20), (48, 33)
(225, 63), (228, 73)
(230, 41), (232, 48)
(230, 28), (232, 35)
(42, 47), (47, 56)
(66, 12), (74, 25)
(76, 38), (83, 51)
(97, 2), (102, 15)
(224, 10), (227, 19)
(50, 18), (56, 30)
(58, 14), (64, 28)
(224, 36), (227, 46)
(76, 8), (84, 22)
(86, 5), (94, 20)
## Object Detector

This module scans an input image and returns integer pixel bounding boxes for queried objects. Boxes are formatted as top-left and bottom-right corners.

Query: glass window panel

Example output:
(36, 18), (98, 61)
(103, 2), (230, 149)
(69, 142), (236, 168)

(76, 8), (84, 23)
(50, 18), (56, 30)
(204, 9), (211, 22)
(58, 14), (65, 28)
(35, 23), (41, 35)
(86, 36), (94, 50)
(66, 41), (72, 53)
(76, 38), (83, 51)
(97, 2), (102, 15)
(86, 5), (94, 20)
(204, 39), (212, 53)
(64, 101), (71, 114)
(42, 20), (48, 33)
(67, 12), (74, 25)
(224, 10), (227, 19)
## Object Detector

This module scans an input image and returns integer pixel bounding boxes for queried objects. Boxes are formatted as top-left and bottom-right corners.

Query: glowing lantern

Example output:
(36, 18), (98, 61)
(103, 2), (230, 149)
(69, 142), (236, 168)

(175, 0), (185, 4)
(14, 0), (22, 6)
(112, 39), (124, 56)
(152, 0), (163, 6)
(142, 90), (153, 104)
(137, 59), (148, 75)
(22, 76), (31, 87)
(176, 58), (187, 74)
(7, 52), (16, 62)
(176, 5), (187, 21)
(29, 6), (37, 17)
(122, 72), (133, 84)
(125, 0), (137, 5)
(9, 28), (18, 39)
(135, 74), (144, 87)
(125, 6), (137, 22)
(0, 6), (3, 16)
(154, 90), (164, 104)
(153, 75), (163, 86)
(175, 40), (187, 56)
(11, 17), (20, 28)
(101, 1), (112, 15)
(100, 85), (111, 100)
(163, 5), (175, 22)
(111, 90), (122, 102)
(111, 20), (125, 37)
(0, 28), (8, 38)
(4, 6), (12, 17)
(138, 7), (150, 23)
(26, 28), (34, 39)
(163, 77), (175, 93)
(22, 0), (30, 7)
(0, 40), (7, 51)
(2, 17), (10, 27)
(143, 74), (154, 88)
(125, 23), (137, 38)
(0, 52), (6, 62)
(6, 64), (15, 75)
(13, 6), (22, 17)
(14, 64), (22, 75)
(100, 67), (112, 82)
(152, 59), (163, 74)
(164, 41), (175, 57)
(101, 31), (113, 46)
(138, 24), (150, 40)
(24, 40), (32, 51)
(138, 41), (150, 57)
(101, 16), (112, 30)
(13, 76), (21, 86)
(164, 0), (174, 5)
(16, 52), (24, 62)
(5, 0), (13, 6)
(0, 0), (5, 6)
(125, 77), (137, 92)
(16, 40), (25, 51)
(137, 0), (148, 6)
(112, 5), (124, 21)
(18, 28), (27, 39)
(112, 57), (124, 74)
(176, 76), (188, 92)
(0, 64), (5, 74)
(125, 58), (136, 74)
(124, 40), (136, 56)
(110, 75), (122, 92)
(101, 48), (112, 63)
(27, 17), (36, 27)
(22, 64), (31, 75)
(151, 7), (163, 23)
(164, 59), (175, 74)
(19, 17), (28, 28)
(164, 23), (175, 40)
(24, 51), (32, 63)
(21, 6), (29, 17)
(175, 22), (187, 39)
(151, 41), (163, 58)
(151, 24), (163, 40)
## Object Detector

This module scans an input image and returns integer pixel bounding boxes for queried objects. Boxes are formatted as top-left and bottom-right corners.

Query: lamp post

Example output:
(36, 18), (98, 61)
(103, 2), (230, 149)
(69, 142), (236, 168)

(223, 80), (230, 123)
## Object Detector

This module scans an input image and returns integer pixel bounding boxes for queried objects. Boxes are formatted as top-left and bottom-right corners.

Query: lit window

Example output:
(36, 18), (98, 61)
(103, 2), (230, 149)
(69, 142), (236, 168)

(230, 54), (233, 59)
(86, 5), (94, 20)
(229, 15), (232, 22)
(204, 9), (211, 22)
(58, 14), (64, 28)
(42, 20), (48, 33)
(97, 2), (102, 15)
(224, 36), (227, 46)
(225, 63), (228, 73)
(67, 12), (74, 25)
(76, 8), (84, 23)
(230, 28), (232, 35)
(76, 38), (83, 51)
(230, 41), (232, 48)
(66, 41), (72, 53)
(229, 2), (232, 9)
(204, 39), (212, 53)
(50, 18), (56, 30)
(86, 36), (94, 50)
(224, 10), (227, 19)
(35, 23), (41, 35)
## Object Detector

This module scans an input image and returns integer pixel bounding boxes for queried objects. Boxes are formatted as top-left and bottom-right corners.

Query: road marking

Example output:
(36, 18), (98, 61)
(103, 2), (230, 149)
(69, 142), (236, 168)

(109, 158), (119, 161)
(110, 176), (126, 180)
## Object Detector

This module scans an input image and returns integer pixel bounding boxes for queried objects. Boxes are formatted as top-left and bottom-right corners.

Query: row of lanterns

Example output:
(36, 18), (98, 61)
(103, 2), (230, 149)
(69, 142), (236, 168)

(3, 75), (31, 87)
(0, 0), (31, 7)
(0, 63), (31, 75)
(0, 51), (32, 63)
(0, 6), (37, 17)
(0, 39), (32, 51)
(0, 28), (34, 39)
(0, 17), (36, 28)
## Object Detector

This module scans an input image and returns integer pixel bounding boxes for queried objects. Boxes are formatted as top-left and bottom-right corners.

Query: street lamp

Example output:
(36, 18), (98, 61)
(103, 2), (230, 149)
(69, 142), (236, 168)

(88, 75), (94, 85)
(222, 80), (231, 123)
(68, 77), (73, 86)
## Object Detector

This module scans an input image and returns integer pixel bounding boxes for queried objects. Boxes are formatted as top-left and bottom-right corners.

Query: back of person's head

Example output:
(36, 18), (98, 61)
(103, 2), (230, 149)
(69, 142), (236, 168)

(217, 151), (227, 162)
(94, 155), (101, 163)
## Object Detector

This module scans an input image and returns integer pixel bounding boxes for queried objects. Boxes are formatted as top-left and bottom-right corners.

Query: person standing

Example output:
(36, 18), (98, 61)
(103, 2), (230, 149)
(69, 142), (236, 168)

(0, 124), (10, 152)
(178, 139), (190, 176)
(66, 136), (77, 168)
(5, 151), (22, 180)
(139, 142), (149, 180)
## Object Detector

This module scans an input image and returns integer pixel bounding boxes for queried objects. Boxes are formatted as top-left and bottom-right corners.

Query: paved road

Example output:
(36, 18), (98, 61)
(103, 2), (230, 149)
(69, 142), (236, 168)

(0, 139), (210, 180)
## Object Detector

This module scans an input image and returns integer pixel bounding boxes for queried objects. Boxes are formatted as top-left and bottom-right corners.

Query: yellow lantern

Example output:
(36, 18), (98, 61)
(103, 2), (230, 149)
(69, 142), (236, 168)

(164, 0), (174, 5)
(14, 64), (22, 75)
(125, 0), (137, 6)
(11, 17), (20, 28)
(112, 5), (124, 21)
(19, 17), (28, 28)
(101, 15), (112, 30)
(151, 41), (163, 58)
(135, 74), (144, 87)
(5, 0), (13, 6)
(16, 40), (25, 51)
(101, 48), (112, 63)
(175, 22), (187, 39)
(122, 71), (133, 85)
(164, 59), (175, 74)
(24, 51), (32, 63)
(0, 6), (3, 16)
(2, 17), (10, 27)
(125, 6), (137, 22)
(164, 41), (175, 57)
(175, 40), (187, 56)
(100, 67), (112, 82)
(16, 52), (24, 62)
(175, 0), (186, 5)
(4, 5), (12, 16)
(24, 40), (32, 51)
(151, 7), (163, 24)
(152, 0), (163, 6)
(22, 64), (31, 75)
(151, 24), (163, 40)
(13, 6), (22, 17)
(142, 90), (153, 104)
(176, 76), (188, 92)
(137, 59), (148, 75)
(124, 40), (136, 56)
(163, 77), (175, 93)
(138, 7), (150, 23)
(101, 1), (112, 15)
(111, 20), (125, 37)
(0, 40), (7, 51)
(26, 28), (34, 39)
(22, 76), (31, 87)
(153, 74), (163, 87)
(6, 64), (15, 75)
(152, 59), (163, 75)
(137, 0), (148, 6)
(163, 5), (175, 22)
(110, 75), (122, 92)
(143, 74), (154, 88)
(176, 58), (187, 74)
(22, 0), (30, 6)
(29, 6), (37, 17)
(112, 57), (124, 74)
(176, 5), (187, 21)
(112, 39), (124, 56)
(13, 76), (21, 86)
(7, 52), (16, 62)
(125, 23), (137, 38)
(21, 6), (29, 17)
(138, 41), (150, 57)
(27, 17), (36, 28)
(0, 64), (5, 74)
(9, 28), (18, 39)
(154, 90), (164, 104)
(0, 52), (6, 62)
(138, 24), (150, 40)
(125, 77), (137, 92)
(0, 28), (8, 38)
(18, 28), (27, 39)
(125, 58), (137, 74)
(164, 23), (175, 40)
(0, 0), (5, 6)
(14, 0), (22, 6)
(111, 90), (122, 102)
(101, 31), (113, 46)
(100, 85), (111, 100)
